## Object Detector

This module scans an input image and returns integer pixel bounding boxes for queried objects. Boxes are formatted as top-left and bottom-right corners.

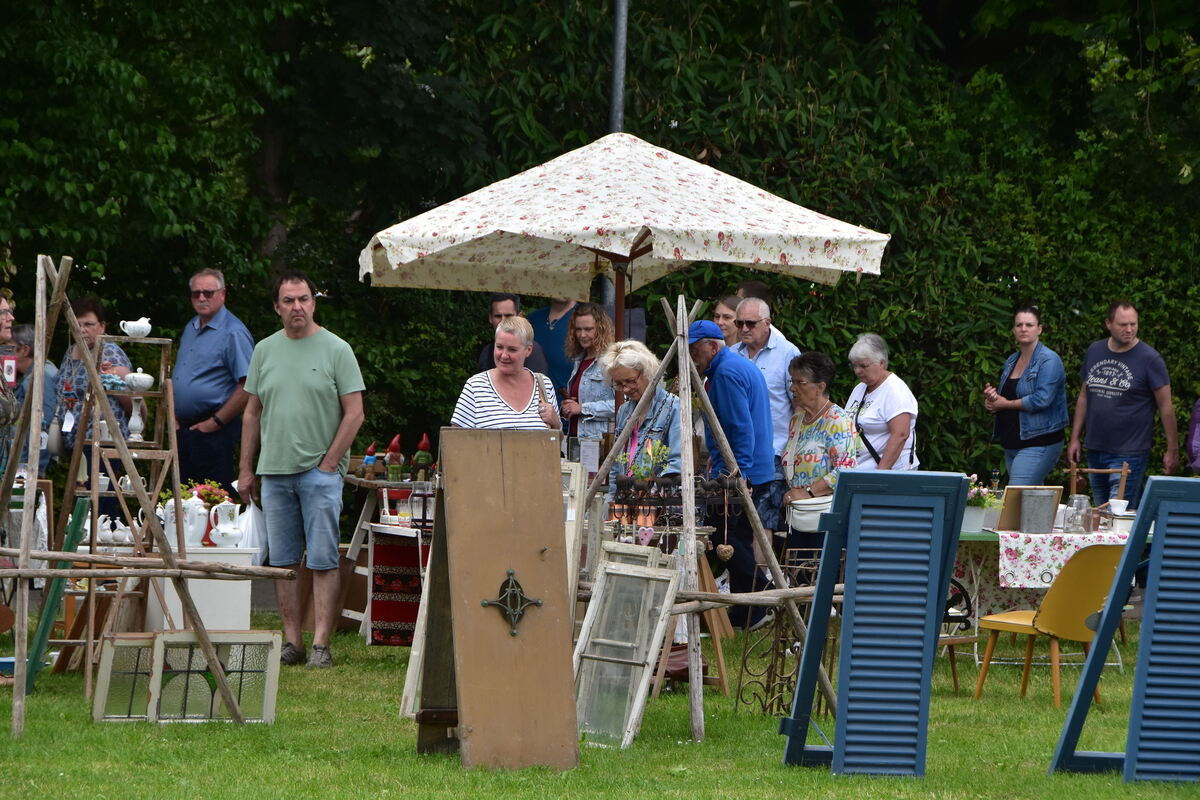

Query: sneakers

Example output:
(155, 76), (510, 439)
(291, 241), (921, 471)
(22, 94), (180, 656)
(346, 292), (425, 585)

(306, 644), (333, 669)
(280, 641), (306, 666)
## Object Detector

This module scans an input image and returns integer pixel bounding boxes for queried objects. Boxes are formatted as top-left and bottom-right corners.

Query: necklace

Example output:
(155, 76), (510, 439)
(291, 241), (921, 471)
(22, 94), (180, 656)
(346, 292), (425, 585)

(802, 400), (832, 426)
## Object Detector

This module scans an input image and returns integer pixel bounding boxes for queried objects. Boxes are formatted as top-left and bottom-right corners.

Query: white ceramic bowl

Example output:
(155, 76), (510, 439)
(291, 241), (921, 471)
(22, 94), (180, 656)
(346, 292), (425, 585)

(125, 369), (155, 391)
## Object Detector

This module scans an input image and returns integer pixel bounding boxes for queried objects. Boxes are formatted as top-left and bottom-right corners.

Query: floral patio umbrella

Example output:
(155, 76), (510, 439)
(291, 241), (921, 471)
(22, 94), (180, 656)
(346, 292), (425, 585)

(359, 132), (890, 300)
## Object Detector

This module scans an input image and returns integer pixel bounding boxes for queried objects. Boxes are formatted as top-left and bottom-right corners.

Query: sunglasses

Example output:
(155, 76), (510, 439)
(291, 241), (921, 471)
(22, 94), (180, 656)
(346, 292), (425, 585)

(190, 289), (220, 299)
(734, 318), (765, 329)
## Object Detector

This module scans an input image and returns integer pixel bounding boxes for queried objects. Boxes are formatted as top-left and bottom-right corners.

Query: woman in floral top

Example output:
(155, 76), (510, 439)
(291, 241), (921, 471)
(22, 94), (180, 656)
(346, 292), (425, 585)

(55, 295), (132, 452)
(780, 351), (856, 547)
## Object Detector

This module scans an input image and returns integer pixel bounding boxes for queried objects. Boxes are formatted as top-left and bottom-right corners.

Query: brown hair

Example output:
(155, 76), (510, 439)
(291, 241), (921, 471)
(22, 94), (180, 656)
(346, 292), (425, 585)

(565, 302), (614, 359)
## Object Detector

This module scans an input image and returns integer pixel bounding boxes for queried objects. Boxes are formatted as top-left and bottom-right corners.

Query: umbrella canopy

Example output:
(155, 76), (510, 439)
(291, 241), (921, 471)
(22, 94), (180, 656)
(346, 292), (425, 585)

(360, 132), (890, 299)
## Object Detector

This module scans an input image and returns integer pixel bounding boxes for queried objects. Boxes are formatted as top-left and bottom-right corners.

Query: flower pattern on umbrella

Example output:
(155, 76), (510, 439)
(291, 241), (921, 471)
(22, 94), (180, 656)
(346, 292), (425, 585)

(360, 132), (890, 298)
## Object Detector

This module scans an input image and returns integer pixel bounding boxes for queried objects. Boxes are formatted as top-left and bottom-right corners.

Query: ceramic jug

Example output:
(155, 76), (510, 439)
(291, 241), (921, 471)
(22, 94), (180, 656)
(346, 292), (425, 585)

(119, 317), (152, 337)
(181, 490), (209, 546)
(96, 514), (114, 544)
(208, 499), (242, 546)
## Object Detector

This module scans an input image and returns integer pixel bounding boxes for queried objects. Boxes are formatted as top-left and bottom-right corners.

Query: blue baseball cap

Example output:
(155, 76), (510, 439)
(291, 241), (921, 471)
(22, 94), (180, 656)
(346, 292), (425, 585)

(687, 320), (724, 344)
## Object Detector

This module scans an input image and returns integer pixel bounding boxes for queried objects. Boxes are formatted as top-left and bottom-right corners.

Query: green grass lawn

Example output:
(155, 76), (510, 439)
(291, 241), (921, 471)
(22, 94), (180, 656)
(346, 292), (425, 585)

(1, 614), (1196, 800)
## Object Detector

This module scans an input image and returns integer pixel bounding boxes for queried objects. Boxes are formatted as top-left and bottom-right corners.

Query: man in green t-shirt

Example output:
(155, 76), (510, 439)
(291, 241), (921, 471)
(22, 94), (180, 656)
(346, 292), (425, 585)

(239, 270), (364, 669)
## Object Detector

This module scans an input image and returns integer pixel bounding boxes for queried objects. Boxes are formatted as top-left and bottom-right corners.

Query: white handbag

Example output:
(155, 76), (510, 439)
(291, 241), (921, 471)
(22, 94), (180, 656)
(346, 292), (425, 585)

(787, 496), (833, 532)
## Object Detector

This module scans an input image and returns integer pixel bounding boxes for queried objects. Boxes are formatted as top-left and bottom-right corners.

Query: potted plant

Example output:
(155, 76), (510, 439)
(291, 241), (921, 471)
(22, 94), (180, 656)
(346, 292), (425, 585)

(963, 474), (1002, 532)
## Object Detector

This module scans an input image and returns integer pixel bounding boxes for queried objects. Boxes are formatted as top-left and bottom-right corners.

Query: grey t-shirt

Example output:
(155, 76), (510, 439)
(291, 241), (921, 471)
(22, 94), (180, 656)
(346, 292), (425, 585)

(1080, 339), (1169, 454)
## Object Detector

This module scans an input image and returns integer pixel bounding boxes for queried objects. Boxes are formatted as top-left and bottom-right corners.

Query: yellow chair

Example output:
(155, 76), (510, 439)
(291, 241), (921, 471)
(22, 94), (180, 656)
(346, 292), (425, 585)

(972, 544), (1124, 708)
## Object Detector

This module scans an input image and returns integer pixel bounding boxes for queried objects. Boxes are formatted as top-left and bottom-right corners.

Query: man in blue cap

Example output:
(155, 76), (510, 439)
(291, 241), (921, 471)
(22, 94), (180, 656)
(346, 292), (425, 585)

(688, 320), (776, 628)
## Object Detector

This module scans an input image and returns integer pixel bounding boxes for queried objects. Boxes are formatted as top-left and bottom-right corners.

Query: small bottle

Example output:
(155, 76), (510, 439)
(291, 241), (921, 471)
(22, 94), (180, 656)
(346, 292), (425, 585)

(989, 469), (1001, 493)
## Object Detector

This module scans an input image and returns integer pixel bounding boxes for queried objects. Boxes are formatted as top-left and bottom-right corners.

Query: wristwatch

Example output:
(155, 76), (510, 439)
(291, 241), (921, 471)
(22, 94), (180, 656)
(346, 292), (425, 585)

(804, 486), (814, 497)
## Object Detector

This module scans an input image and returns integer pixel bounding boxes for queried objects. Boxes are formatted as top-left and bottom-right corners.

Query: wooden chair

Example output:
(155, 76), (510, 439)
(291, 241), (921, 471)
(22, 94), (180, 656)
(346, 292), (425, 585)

(973, 544), (1124, 708)
(1067, 462), (1129, 506)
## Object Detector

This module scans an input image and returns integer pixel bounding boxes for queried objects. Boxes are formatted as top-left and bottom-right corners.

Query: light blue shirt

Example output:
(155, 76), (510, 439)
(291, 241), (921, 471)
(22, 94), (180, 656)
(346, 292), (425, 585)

(174, 305), (254, 420)
(734, 327), (800, 455)
(13, 361), (58, 475)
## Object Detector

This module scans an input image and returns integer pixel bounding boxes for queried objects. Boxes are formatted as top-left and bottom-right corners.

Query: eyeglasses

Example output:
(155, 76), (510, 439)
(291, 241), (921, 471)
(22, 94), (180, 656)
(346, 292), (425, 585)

(612, 376), (642, 389)
(790, 378), (812, 387)
(733, 318), (766, 329)
(0, 308), (13, 319)
(190, 289), (220, 299)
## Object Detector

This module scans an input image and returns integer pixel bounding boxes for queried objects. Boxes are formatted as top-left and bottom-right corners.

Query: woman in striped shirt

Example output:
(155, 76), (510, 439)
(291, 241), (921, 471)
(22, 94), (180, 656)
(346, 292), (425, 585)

(451, 316), (560, 430)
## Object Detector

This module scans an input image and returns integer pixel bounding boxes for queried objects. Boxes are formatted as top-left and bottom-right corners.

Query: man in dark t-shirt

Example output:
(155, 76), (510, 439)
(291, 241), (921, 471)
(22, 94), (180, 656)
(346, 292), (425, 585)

(1067, 300), (1179, 507)
(476, 293), (548, 375)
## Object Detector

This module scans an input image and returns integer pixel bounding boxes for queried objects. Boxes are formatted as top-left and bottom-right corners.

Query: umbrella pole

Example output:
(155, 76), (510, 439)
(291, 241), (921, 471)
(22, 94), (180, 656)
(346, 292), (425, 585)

(614, 265), (626, 339)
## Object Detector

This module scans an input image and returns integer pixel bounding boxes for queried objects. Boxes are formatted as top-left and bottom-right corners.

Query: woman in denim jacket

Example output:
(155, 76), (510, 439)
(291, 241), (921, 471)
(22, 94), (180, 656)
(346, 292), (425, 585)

(601, 340), (682, 497)
(560, 303), (615, 439)
(983, 305), (1068, 485)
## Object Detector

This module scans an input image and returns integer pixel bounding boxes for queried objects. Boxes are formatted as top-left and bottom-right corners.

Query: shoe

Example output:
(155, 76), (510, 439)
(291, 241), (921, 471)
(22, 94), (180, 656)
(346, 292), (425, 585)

(280, 641), (306, 666)
(306, 644), (333, 669)
(747, 609), (775, 632)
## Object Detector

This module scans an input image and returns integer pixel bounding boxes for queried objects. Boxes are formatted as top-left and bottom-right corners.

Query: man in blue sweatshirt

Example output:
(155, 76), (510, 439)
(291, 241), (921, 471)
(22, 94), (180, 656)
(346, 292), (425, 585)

(689, 320), (776, 627)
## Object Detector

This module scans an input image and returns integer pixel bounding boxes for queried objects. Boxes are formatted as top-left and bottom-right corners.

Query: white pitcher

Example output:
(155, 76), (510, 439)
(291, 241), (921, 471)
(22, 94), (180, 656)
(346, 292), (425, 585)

(208, 499), (242, 546)
(181, 490), (209, 546)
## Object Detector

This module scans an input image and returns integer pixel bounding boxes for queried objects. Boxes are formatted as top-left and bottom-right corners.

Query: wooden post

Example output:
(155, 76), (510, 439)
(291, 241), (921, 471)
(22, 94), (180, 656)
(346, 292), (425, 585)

(673, 296), (705, 741)
(10, 254), (48, 737)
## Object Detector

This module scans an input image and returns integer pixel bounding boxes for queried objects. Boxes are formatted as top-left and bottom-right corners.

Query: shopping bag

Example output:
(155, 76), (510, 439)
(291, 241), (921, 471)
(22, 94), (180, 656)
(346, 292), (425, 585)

(239, 501), (269, 566)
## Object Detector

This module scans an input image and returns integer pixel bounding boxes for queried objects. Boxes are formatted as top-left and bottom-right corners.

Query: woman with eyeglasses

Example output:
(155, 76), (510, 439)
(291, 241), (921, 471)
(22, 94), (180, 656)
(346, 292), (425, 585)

(844, 333), (919, 470)
(0, 291), (14, 347)
(559, 302), (615, 439)
(451, 315), (559, 430)
(54, 295), (132, 453)
(601, 340), (681, 496)
(983, 305), (1067, 485)
(781, 352), (857, 507)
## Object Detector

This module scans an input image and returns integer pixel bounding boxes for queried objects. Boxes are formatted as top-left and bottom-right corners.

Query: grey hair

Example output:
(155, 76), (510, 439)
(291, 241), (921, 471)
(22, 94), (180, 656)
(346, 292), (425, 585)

(189, 268), (226, 290)
(737, 296), (771, 319)
(495, 315), (534, 348)
(10, 323), (34, 351)
(848, 333), (889, 367)
(600, 340), (659, 378)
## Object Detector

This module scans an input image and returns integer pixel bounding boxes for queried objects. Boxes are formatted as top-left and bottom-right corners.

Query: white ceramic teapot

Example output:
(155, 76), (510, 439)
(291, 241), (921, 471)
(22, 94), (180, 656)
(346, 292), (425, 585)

(119, 317), (152, 337)
(180, 490), (209, 547)
(208, 499), (242, 546)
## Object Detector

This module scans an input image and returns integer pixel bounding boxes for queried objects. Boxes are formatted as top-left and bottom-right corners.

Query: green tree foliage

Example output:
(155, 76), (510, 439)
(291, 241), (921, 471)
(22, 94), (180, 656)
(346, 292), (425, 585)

(2, 0), (1196, 476)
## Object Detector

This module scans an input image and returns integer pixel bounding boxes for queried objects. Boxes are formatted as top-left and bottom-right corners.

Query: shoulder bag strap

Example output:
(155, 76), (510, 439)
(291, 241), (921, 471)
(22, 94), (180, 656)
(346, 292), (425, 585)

(853, 398), (883, 465)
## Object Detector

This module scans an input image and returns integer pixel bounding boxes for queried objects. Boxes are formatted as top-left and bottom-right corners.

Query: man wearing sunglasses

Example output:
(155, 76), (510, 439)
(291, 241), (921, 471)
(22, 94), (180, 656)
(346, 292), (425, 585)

(174, 268), (255, 497)
(732, 297), (800, 461)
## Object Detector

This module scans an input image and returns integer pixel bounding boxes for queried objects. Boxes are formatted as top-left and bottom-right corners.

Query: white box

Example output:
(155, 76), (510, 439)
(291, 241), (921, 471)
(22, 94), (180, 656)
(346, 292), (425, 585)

(144, 547), (259, 632)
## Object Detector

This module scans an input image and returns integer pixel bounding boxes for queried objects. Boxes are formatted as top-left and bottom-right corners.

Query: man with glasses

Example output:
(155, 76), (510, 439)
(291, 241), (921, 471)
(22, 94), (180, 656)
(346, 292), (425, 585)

(174, 268), (255, 496)
(732, 297), (800, 460)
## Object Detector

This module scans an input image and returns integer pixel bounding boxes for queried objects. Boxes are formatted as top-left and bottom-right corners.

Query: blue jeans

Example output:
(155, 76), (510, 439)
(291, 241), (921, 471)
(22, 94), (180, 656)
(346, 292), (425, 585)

(1004, 442), (1063, 487)
(1086, 451), (1149, 509)
(261, 466), (345, 570)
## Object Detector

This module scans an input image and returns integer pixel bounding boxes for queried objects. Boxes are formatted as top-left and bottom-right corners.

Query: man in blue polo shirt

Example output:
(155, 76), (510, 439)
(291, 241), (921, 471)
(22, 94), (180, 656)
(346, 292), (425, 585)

(174, 268), (255, 497)
(689, 320), (775, 628)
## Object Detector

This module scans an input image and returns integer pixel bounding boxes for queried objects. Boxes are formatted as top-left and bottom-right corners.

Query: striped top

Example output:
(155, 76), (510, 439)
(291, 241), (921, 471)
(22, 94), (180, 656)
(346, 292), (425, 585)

(451, 369), (555, 430)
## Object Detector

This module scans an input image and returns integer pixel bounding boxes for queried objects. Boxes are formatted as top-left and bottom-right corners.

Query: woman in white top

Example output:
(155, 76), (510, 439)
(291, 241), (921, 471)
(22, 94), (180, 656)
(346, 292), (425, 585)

(844, 333), (919, 470)
(451, 316), (560, 430)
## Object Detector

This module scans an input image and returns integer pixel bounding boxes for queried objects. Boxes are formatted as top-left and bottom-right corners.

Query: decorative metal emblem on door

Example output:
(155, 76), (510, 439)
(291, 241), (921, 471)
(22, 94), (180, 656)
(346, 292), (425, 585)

(481, 569), (543, 636)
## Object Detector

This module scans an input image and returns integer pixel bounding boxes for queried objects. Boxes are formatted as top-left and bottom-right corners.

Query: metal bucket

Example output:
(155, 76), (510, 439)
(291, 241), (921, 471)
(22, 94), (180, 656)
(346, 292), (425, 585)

(1021, 489), (1058, 533)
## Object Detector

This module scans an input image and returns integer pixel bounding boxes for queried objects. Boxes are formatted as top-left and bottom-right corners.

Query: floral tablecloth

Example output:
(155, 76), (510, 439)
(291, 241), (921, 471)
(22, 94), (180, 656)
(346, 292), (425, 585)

(996, 531), (1128, 589)
(954, 541), (1044, 619)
